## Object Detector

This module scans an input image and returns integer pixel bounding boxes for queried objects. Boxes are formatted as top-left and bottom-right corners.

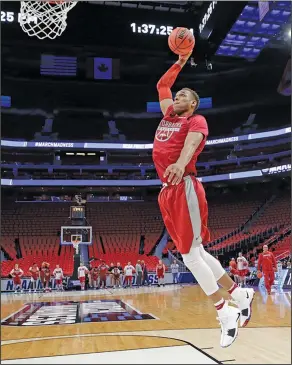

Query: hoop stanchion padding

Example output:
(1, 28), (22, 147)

(19, 1), (77, 40)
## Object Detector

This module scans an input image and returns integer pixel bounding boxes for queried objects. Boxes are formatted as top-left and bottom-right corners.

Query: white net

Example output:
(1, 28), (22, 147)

(20, 1), (77, 40)
(72, 240), (80, 254)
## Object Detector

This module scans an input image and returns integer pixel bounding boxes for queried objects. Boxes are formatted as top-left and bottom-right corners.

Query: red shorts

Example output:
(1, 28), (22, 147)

(238, 269), (248, 277)
(158, 176), (210, 254)
(13, 277), (21, 285)
(157, 274), (164, 279)
(230, 268), (239, 276)
(55, 279), (62, 285)
(79, 277), (85, 283)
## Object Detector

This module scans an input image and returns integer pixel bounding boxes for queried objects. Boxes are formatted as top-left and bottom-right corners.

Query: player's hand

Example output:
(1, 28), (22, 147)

(177, 52), (193, 67)
(164, 163), (185, 185)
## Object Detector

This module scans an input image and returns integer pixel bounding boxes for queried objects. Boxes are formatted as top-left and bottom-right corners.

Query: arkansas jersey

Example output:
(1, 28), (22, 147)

(10, 268), (23, 285)
(258, 251), (277, 272)
(29, 267), (39, 280)
(156, 264), (165, 278)
(99, 264), (108, 278)
(53, 268), (63, 279)
(124, 265), (135, 276)
(237, 257), (248, 271)
(153, 105), (208, 182)
(91, 268), (99, 281)
(78, 266), (88, 278)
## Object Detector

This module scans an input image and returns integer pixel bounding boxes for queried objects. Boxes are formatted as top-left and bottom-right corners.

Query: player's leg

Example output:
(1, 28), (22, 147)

(171, 177), (253, 346)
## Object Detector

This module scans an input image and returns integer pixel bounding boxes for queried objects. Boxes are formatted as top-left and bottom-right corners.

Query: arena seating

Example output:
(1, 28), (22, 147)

(272, 235), (291, 258)
(86, 202), (164, 254)
(1, 194), (290, 277)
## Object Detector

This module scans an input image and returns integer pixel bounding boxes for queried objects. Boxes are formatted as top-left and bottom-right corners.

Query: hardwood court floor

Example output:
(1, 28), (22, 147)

(1, 285), (291, 364)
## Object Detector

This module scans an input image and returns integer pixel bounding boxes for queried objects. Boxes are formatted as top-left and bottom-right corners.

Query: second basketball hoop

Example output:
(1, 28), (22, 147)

(19, 0), (77, 40)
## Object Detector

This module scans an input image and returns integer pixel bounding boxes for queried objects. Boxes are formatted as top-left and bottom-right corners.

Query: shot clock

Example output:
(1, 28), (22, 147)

(70, 206), (86, 220)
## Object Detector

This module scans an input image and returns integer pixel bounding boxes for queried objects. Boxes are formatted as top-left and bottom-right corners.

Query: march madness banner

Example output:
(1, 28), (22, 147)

(1, 272), (195, 292)
(283, 269), (291, 290)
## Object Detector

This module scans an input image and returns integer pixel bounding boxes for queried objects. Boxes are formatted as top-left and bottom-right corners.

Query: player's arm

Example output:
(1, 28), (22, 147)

(164, 131), (204, 185)
(271, 253), (277, 270)
(257, 254), (262, 272)
(157, 53), (192, 116)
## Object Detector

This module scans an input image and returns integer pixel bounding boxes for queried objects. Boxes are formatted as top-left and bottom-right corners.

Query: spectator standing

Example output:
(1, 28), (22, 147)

(141, 260), (150, 286)
(116, 262), (123, 287)
(135, 260), (143, 287)
(124, 262), (135, 288)
(170, 260), (179, 284)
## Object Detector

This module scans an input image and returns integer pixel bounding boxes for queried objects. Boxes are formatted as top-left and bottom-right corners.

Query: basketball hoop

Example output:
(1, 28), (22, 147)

(19, 1), (77, 40)
(72, 239), (81, 254)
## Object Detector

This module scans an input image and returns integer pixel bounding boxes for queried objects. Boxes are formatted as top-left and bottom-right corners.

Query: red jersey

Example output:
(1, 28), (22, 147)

(258, 251), (276, 272)
(156, 264), (165, 278)
(153, 105), (208, 182)
(99, 265), (108, 278)
(10, 268), (23, 278)
(229, 260), (237, 270)
(91, 268), (99, 280)
(29, 267), (39, 280)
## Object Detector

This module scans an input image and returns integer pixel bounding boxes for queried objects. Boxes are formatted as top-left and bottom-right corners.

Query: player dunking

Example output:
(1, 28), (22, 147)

(153, 52), (254, 347)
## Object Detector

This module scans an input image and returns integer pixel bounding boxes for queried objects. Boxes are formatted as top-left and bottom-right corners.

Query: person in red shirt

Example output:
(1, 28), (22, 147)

(156, 260), (166, 287)
(10, 264), (24, 293)
(28, 263), (39, 293)
(90, 267), (99, 289)
(98, 261), (109, 289)
(257, 245), (277, 294)
(229, 258), (239, 284)
(153, 52), (254, 348)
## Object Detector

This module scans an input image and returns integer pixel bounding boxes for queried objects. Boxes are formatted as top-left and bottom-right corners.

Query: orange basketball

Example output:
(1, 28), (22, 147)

(168, 27), (195, 56)
(257, 271), (263, 279)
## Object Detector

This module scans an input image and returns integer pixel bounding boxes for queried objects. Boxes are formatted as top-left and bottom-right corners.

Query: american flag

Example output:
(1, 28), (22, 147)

(40, 54), (77, 76)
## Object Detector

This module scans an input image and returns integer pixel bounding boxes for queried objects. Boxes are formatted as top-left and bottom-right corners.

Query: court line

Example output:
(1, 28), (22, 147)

(2, 325), (290, 341)
(1, 335), (221, 364)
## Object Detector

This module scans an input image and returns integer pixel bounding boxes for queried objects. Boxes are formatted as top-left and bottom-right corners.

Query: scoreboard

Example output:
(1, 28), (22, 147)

(70, 206), (85, 220)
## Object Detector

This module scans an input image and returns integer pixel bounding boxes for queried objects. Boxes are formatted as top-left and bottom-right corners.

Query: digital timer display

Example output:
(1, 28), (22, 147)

(70, 206), (85, 219)
(130, 23), (194, 36)
(1, 11), (37, 24)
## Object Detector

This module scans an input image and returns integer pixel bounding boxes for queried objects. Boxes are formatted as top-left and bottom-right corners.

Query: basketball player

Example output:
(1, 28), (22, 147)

(156, 260), (166, 287)
(98, 261), (109, 289)
(78, 262), (89, 291)
(112, 267), (121, 288)
(53, 264), (64, 291)
(116, 262), (123, 287)
(90, 266), (99, 289)
(124, 262), (135, 288)
(153, 52), (254, 347)
(108, 262), (116, 287)
(10, 264), (24, 293)
(40, 262), (51, 292)
(257, 245), (277, 295)
(237, 253), (248, 287)
(229, 258), (239, 284)
(28, 263), (39, 293)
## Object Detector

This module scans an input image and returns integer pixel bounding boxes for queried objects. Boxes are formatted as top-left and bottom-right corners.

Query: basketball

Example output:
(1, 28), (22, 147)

(168, 27), (195, 56)
(257, 271), (263, 279)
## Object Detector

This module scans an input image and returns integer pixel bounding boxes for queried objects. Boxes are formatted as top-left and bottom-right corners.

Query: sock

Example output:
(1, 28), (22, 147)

(228, 283), (242, 301)
(214, 298), (225, 312)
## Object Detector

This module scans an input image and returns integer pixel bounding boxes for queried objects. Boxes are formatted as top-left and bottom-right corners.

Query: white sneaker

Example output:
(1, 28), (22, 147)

(232, 287), (254, 327)
(217, 303), (240, 348)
